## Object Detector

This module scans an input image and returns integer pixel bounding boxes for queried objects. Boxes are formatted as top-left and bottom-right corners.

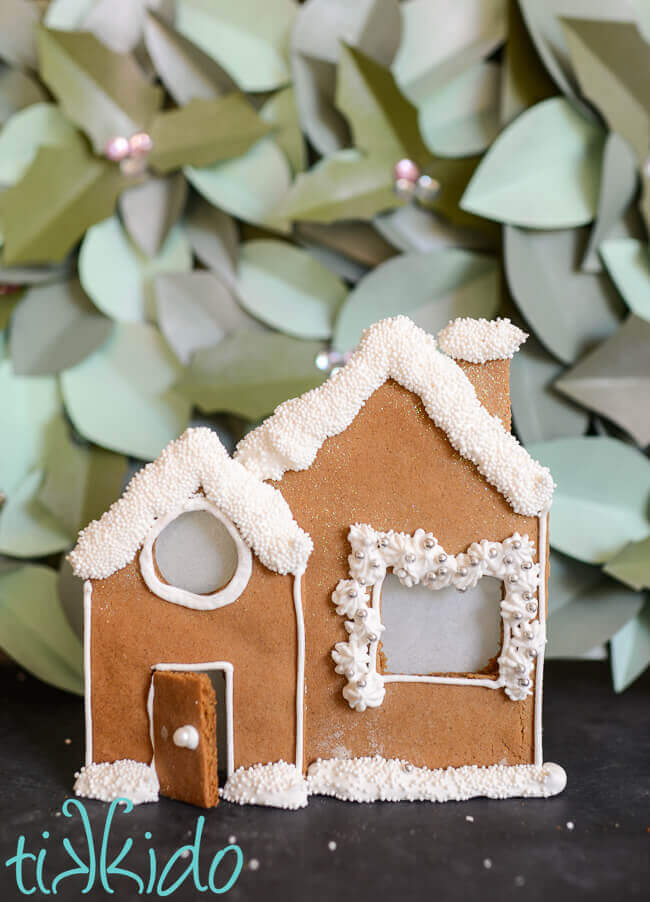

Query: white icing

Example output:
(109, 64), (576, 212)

(69, 427), (312, 579)
(139, 498), (253, 610)
(235, 316), (553, 517)
(307, 757), (566, 803)
(83, 580), (93, 766)
(173, 725), (199, 749)
(332, 525), (544, 711)
(534, 512), (548, 765)
(437, 317), (528, 363)
(74, 760), (159, 805)
(293, 572), (306, 770)
(221, 762), (308, 809)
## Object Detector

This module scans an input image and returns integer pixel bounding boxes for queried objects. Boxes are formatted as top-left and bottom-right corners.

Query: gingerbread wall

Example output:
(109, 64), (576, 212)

(275, 362), (542, 769)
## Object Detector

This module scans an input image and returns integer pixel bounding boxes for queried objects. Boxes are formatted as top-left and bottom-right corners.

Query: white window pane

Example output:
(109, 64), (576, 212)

(380, 574), (502, 674)
(154, 510), (238, 595)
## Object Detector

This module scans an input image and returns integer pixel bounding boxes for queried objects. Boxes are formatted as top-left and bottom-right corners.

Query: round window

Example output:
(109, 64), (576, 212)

(154, 510), (239, 595)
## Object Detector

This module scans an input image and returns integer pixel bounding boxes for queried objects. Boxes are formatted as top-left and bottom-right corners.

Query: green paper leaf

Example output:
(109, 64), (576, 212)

(547, 579), (644, 659)
(296, 220), (396, 268)
(0, 565), (83, 695)
(9, 277), (112, 375)
(605, 537), (650, 592)
(176, 0), (297, 92)
(556, 315), (650, 448)
(43, 0), (95, 30)
(500, 0), (557, 126)
(0, 64), (48, 127)
(260, 87), (306, 174)
(143, 9), (237, 105)
(547, 549), (603, 615)
(335, 43), (429, 165)
(610, 600), (650, 692)
(374, 205), (494, 254)
(600, 239), (650, 323)
(392, 0), (506, 103)
(528, 437), (650, 564)
(61, 321), (191, 460)
(183, 195), (238, 290)
(0, 259), (72, 285)
(180, 329), (325, 420)
(155, 270), (261, 364)
(237, 239), (347, 339)
(510, 335), (589, 446)
(36, 26), (163, 154)
(0, 103), (78, 186)
(79, 215), (192, 322)
(119, 172), (188, 257)
(77, 0), (155, 54)
(57, 557), (83, 639)
(0, 360), (61, 496)
(581, 132), (639, 273)
(281, 149), (399, 224)
(185, 137), (291, 229)
(418, 61), (501, 158)
(460, 98), (605, 228)
(0, 0), (40, 70)
(291, 0), (401, 155)
(504, 224), (624, 364)
(333, 248), (499, 352)
(38, 419), (128, 536)
(0, 138), (123, 265)
(0, 468), (72, 557)
(149, 95), (271, 174)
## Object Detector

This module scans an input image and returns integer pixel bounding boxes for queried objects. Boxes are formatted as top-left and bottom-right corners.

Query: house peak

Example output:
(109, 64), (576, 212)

(437, 317), (528, 363)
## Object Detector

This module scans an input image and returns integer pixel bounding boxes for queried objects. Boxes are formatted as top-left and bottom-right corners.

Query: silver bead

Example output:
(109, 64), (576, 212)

(346, 669), (354, 679)
(459, 567), (468, 577)
(371, 559), (380, 568)
(358, 578), (366, 586)
(521, 562), (533, 570)
(397, 568), (407, 578)
(528, 649), (537, 658)
(488, 548), (498, 558)
(348, 589), (358, 598)
(438, 567), (447, 577)
(523, 592), (532, 601)
(414, 174), (440, 203)
(515, 664), (525, 674)
(402, 763), (413, 773)
(394, 177), (416, 200)
(504, 555), (513, 565)
(509, 575), (518, 583)
(426, 571), (436, 582)
(405, 553), (416, 563)
(354, 550), (365, 560)
(471, 559), (480, 567)
(526, 602), (537, 614)
(379, 537), (388, 547)
(356, 609), (367, 619)
(368, 633), (377, 642)
(357, 680), (367, 688)
(524, 630), (534, 640)
(424, 538), (436, 549)
(438, 553), (448, 563)
(512, 540), (521, 550)
(513, 612), (523, 620)
(458, 586), (467, 593)
(517, 678), (530, 687)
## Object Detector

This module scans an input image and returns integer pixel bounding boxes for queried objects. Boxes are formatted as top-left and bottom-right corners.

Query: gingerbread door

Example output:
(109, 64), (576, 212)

(151, 671), (219, 807)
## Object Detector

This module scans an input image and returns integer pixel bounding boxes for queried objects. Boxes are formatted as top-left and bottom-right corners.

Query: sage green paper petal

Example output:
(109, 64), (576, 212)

(510, 336), (588, 446)
(185, 137), (291, 229)
(0, 565), (83, 695)
(0, 259), (71, 285)
(260, 87), (306, 174)
(374, 205), (494, 254)
(78, 0), (152, 54)
(155, 270), (261, 364)
(57, 557), (84, 639)
(600, 239), (650, 323)
(0, 469), (73, 557)
(237, 239), (347, 339)
(144, 9), (237, 105)
(556, 316), (650, 448)
(281, 150), (399, 224)
(9, 278), (112, 375)
(0, 360), (61, 495)
(610, 600), (650, 692)
(38, 419), (128, 536)
(0, 140), (123, 265)
(547, 582), (644, 659)
(418, 61), (500, 158)
(36, 26), (163, 153)
(547, 549), (603, 615)
(79, 215), (192, 322)
(504, 224), (624, 364)
(0, 0), (39, 70)
(460, 98), (605, 228)
(119, 172), (188, 257)
(528, 436), (650, 564)
(0, 103), (78, 186)
(0, 65), (48, 127)
(183, 195), (238, 290)
(296, 220), (395, 268)
(176, 0), (297, 92)
(605, 537), (650, 592)
(499, 0), (556, 127)
(333, 248), (499, 352)
(180, 329), (325, 420)
(43, 0), (95, 30)
(61, 322), (191, 460)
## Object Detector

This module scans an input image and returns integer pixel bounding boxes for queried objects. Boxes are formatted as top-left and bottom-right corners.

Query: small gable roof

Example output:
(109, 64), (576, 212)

(69, 428), (312, 579)
(235, 317), (554, 517)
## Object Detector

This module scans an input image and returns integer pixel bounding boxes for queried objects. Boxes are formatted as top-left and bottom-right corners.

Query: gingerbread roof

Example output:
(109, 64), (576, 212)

(69, 428), (312, 579)
(235, 316), (554, 517)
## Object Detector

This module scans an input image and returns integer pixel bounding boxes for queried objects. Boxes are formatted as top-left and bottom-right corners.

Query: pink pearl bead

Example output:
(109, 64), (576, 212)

(129, 132), (153, 156)
(105, 135), (129, 162)
(393, 158), (420, 183)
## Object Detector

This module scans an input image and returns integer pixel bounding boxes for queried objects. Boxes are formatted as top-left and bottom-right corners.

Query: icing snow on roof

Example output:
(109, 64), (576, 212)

(69, 428), (312, 579)
(437, 317), (528, 363)
(236, 316), (553, 517)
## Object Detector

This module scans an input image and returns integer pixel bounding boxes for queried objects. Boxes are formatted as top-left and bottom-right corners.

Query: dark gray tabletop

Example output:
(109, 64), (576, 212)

(0, 660), (647, 901)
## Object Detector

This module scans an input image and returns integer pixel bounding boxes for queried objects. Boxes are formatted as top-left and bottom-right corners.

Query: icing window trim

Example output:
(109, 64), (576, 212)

(331, 524), (545, 711)
(139, 497), (252, 611)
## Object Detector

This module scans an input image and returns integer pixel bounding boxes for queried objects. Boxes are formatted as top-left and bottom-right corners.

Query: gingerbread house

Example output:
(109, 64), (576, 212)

(70, 316), (566, 809)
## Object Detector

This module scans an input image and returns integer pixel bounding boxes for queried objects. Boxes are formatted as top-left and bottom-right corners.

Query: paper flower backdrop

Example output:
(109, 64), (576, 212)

(0, 0), (648, 696)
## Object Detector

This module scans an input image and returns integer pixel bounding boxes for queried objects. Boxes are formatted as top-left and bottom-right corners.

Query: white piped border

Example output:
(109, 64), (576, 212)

(83, 580), (93, 765)
(331, 526), (545, 712)
(139, 497), (252, 611)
